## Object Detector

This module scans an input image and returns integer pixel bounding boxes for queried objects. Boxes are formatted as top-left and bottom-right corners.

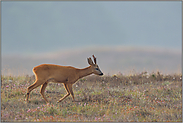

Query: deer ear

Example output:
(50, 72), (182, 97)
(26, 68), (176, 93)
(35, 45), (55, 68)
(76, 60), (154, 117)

(87, 57), (94, 65)
(92, 55), (97, 64)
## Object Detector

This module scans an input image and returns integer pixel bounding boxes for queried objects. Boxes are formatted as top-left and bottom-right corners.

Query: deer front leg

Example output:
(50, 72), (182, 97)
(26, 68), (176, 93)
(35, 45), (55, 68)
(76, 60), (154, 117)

(57, 83), (70, 103)
(67, 84), (76, 102)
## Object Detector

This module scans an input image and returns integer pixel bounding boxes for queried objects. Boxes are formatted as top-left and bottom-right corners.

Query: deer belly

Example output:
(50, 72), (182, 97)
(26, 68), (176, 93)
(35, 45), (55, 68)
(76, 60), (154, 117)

(46, 78), (68, 83)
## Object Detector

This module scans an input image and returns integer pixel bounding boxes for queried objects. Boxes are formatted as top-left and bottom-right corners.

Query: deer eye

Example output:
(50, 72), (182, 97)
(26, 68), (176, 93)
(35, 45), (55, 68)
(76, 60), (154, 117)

(95, 68), (99, 70)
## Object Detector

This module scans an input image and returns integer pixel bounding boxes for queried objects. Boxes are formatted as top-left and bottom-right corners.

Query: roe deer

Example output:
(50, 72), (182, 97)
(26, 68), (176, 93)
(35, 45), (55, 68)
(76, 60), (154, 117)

(26, 55), (103, 103)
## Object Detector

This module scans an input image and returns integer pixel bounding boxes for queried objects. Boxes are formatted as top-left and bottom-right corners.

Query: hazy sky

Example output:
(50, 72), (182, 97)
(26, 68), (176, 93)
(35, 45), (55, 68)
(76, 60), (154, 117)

(2, 1), (182, 55)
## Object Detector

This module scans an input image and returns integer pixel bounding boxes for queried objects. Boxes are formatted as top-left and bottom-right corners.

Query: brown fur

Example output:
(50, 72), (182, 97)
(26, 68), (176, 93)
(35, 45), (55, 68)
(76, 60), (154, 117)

(26, 55), (103, 103)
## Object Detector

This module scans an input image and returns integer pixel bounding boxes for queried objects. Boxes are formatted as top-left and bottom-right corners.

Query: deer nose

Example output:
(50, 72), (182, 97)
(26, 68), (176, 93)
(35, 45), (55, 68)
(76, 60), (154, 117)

(99, 73), (103, 76)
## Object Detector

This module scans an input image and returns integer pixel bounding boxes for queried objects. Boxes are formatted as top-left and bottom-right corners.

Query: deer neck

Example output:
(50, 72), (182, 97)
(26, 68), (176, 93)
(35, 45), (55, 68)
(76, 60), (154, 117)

(78, 66), (93, 79)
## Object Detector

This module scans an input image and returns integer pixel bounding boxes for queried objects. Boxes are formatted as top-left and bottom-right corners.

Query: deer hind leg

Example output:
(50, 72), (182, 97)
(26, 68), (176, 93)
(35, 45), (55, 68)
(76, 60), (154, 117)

(40, 82), (48, 103)
(57, 83), (71, 103)
(26, 80), (44, 102)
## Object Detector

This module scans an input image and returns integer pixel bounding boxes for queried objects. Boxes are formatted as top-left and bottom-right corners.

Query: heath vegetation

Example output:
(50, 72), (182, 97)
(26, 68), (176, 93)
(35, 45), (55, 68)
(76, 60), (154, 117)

(1, 71), (182, 122)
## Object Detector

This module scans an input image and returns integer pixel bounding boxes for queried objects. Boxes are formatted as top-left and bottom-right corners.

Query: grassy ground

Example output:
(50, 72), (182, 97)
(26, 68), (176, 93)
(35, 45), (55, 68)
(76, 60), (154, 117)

(1, 71), (182, 122)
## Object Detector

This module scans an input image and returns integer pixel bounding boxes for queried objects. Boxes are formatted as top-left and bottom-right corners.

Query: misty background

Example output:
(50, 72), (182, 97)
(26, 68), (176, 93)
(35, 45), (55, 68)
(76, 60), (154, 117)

(1, 1), (182, 76)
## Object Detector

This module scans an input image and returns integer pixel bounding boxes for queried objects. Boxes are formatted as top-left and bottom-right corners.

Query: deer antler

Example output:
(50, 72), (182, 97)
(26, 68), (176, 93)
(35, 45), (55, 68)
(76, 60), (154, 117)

(92, 55), (97, 64)
(87, 57), (94, 65)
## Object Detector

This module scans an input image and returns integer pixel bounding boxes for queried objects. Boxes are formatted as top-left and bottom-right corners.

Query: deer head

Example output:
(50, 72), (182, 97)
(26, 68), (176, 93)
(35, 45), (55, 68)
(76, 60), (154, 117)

(87, 55), (103, 76)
